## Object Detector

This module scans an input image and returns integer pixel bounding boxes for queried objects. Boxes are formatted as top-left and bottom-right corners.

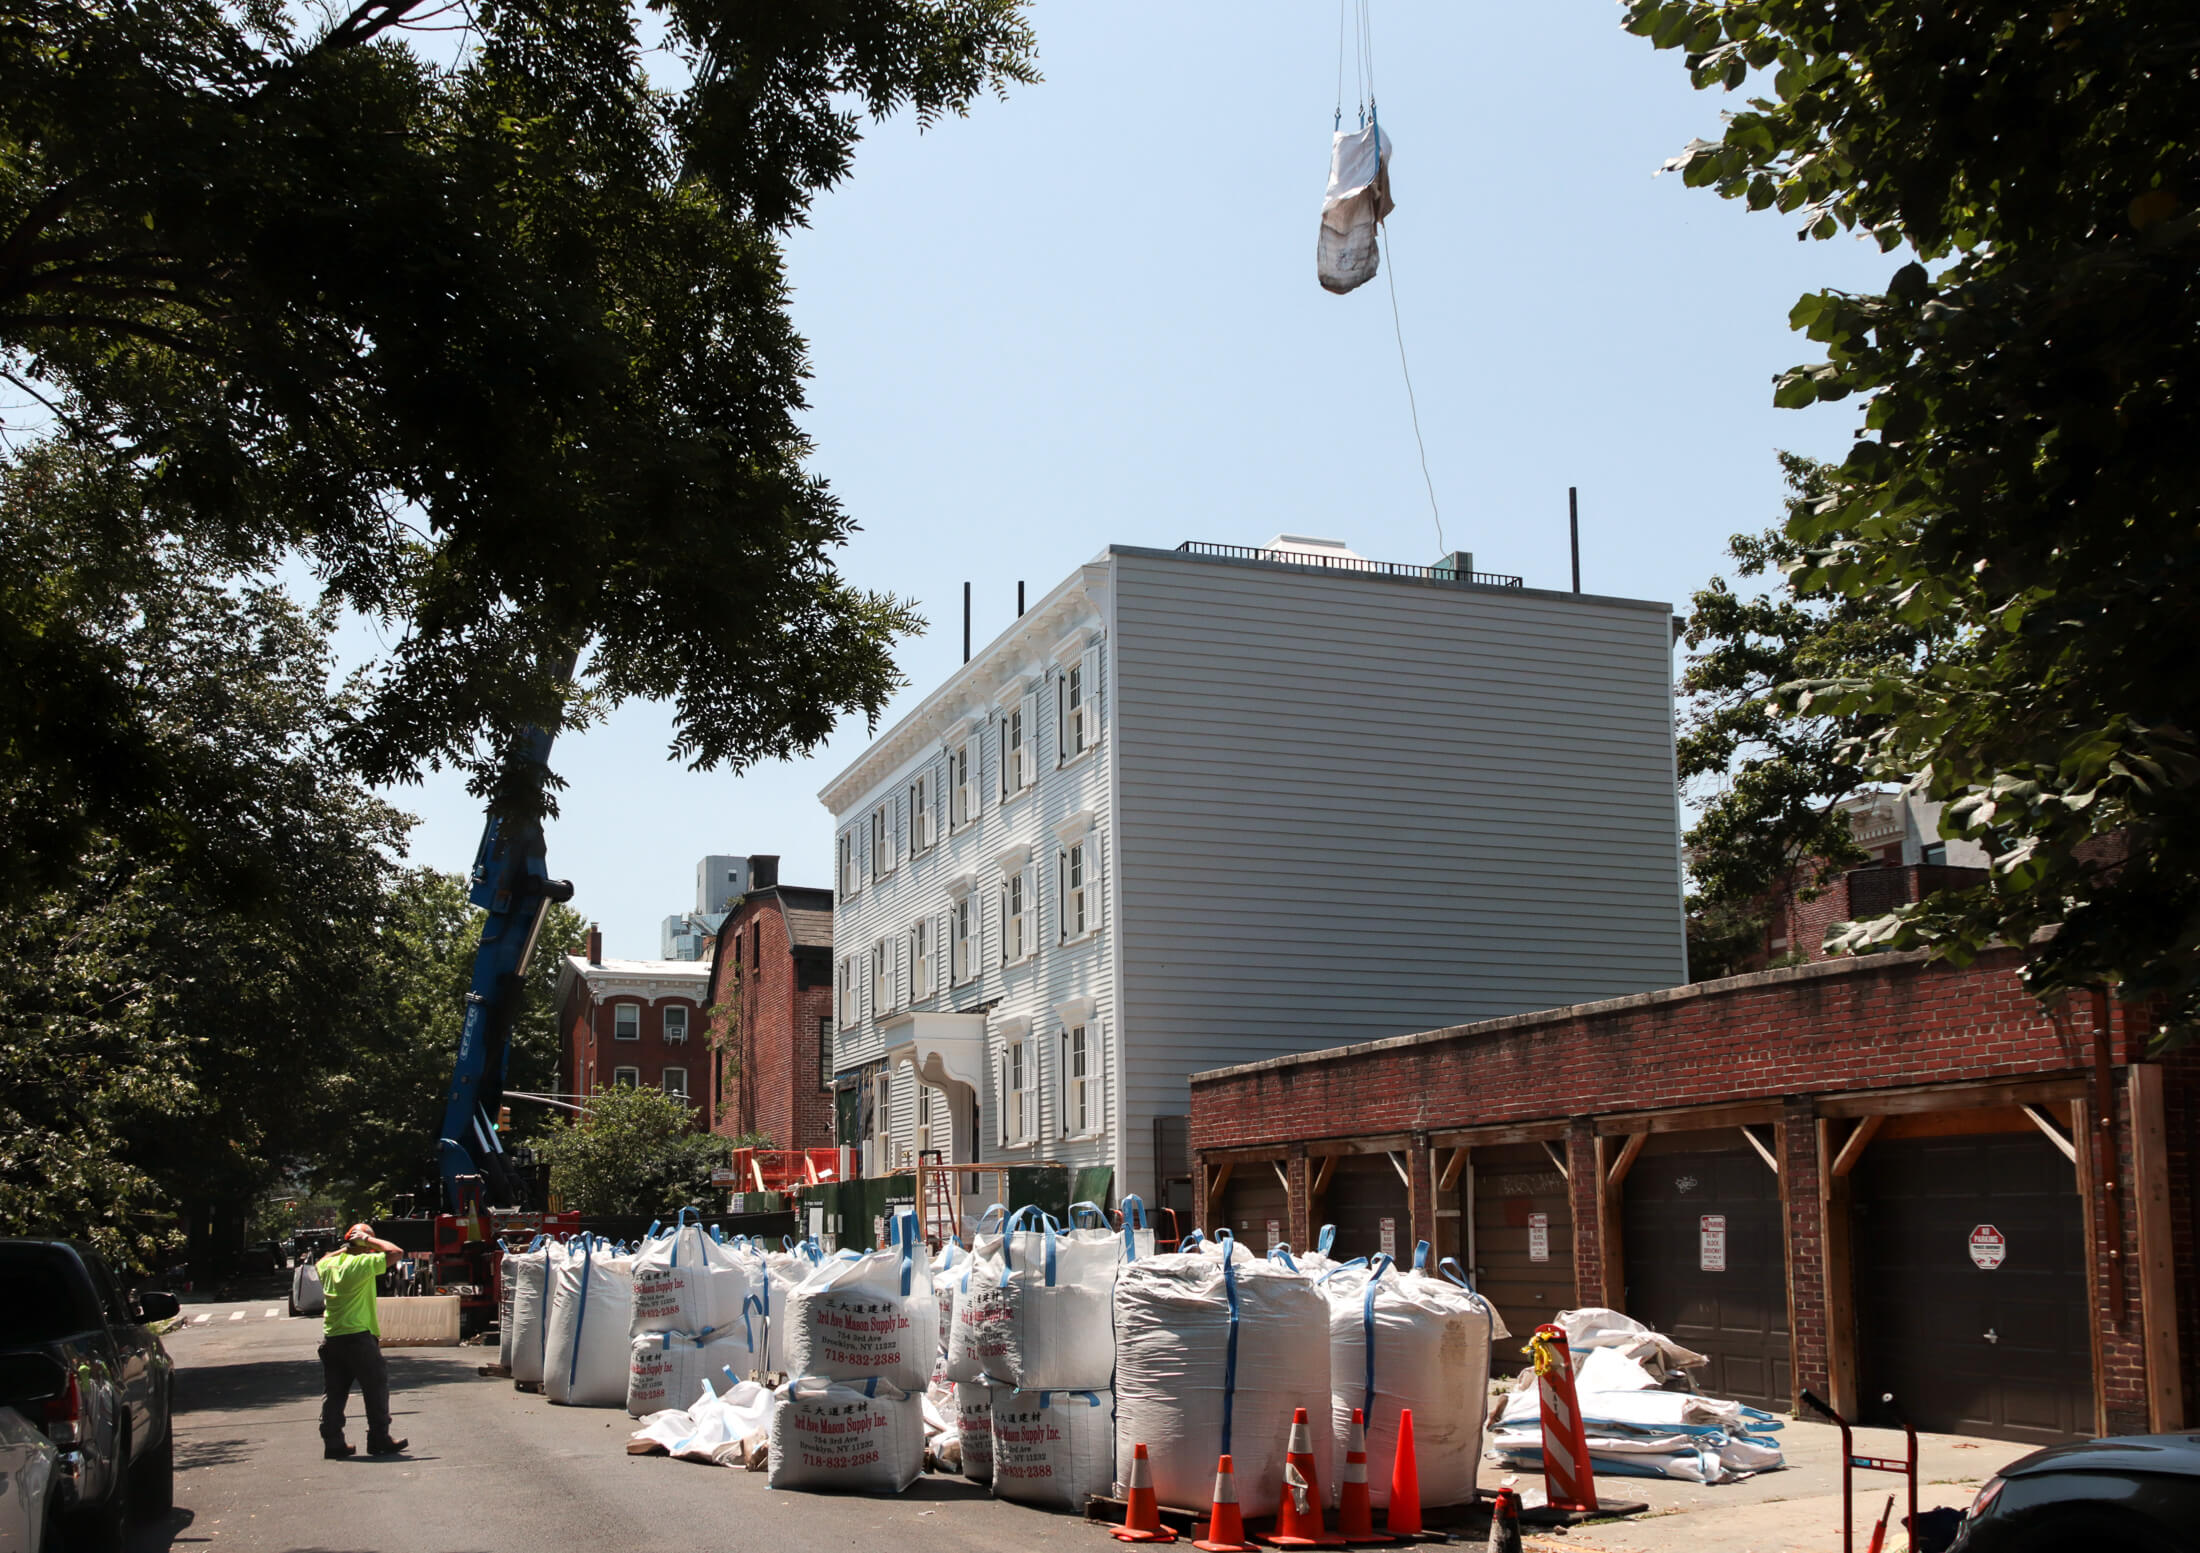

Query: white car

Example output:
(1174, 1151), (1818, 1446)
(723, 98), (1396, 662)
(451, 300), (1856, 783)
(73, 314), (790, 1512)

(0, 1354), (64, 1553)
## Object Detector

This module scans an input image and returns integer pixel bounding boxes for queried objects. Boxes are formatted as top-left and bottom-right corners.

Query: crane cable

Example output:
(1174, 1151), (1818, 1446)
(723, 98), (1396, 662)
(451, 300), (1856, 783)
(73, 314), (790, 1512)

(1336, 0), (1444, 557)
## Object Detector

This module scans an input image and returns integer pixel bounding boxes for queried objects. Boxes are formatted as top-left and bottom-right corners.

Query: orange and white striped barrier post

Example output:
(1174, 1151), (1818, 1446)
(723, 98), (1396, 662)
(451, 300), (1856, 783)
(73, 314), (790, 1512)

(1194, 1455), (1256, 1553)
(1528, 1324), (1598, 1515)
(1335, 1408), (1391, 1543)
(1115, 1442), (1179, 1543)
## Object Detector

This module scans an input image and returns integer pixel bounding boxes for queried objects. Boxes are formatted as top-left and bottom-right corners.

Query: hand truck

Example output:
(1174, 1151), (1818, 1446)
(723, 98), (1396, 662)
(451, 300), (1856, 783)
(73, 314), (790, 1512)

(1800, 1390), (1917, 1553)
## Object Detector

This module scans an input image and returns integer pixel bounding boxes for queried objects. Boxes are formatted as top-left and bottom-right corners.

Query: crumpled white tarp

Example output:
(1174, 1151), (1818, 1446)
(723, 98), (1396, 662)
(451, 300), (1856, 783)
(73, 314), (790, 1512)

(1318, 121), (1394, 294)
(629, 1377), (779, 1466)
(1557, 1307), (1710, 1380)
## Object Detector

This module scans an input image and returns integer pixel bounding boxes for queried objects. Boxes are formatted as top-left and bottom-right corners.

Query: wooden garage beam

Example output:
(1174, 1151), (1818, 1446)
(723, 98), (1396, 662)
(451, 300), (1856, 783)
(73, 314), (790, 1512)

(1817, 1075), (2086, 1118)
(1605, 1131), (1646, 1189)
(1387, 1150), (1412, 1189)
(1739, 1125), (1780, 1175)
(1207, 1161), (1233, 1211)
(1272, 1160), (1292, 1193)
(1430, 1120), (1569, 1148)
(1817, 1117), (1860, 1419)
(1311, 1154), (1337, 1198)
(2070, 1097), (2109, 1439)
(1830, 1114), (1883, 1178)
(1437, 1147), (1468, 1193)
(2021, 1103), (2078, 1164)
(1594, 1100), (1781, 1135)
(2129, 1065), (2184, 1431)
(1541, 1139), (1570, 1182)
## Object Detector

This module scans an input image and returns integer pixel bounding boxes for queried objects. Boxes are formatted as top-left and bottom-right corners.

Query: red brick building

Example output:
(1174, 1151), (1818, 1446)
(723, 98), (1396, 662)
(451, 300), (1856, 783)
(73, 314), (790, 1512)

(702, 873), (835, 1148)
(1188, 947), (2196, 1446)
(553, 926), (714, 1127)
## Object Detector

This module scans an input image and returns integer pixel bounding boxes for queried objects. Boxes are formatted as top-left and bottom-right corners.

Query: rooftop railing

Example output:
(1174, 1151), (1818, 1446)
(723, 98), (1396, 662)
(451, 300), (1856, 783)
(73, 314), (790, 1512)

(1175, 540), (1525, 588)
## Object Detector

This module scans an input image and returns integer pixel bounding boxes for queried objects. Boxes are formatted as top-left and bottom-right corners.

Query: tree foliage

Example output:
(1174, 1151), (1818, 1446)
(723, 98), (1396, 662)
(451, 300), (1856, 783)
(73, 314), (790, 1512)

(0, 0), (1038, 866)
(533, 1083), (735, 1218)
(1678, 454), (1949, 978)
(1627, 3), (2200, 1039)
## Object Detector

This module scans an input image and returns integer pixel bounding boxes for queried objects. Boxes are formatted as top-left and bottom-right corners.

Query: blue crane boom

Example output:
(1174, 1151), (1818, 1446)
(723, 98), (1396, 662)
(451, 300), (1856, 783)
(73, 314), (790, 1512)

(438, 724), (574, 1212)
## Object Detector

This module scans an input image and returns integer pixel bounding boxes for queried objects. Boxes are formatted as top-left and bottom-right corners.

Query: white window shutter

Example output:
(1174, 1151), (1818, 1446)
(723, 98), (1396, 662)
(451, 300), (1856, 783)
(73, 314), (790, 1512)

(1081, 645), (1102, 748)
(1023, 862), (1038, 950)
(1020, 690), (1041, 786)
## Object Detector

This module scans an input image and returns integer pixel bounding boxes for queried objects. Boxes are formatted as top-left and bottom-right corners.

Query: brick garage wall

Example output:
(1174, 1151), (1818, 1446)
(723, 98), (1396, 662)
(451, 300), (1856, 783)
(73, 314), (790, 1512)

(1191, 948), (2183, 1432)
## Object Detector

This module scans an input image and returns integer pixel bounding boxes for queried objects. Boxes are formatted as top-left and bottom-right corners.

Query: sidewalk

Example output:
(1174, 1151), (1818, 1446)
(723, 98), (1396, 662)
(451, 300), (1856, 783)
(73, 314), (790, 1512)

(1480, 1417), (2024, 1553)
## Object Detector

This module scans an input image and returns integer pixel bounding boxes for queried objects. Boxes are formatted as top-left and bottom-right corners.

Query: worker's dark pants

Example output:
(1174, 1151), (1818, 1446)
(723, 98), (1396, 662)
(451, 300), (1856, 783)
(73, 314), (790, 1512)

(319, 1332), (393, 1447)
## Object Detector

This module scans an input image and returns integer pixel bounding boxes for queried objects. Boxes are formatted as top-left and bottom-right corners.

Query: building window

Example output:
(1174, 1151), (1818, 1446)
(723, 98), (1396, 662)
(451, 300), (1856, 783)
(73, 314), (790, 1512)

(871, 804), (893, 880)
(1001, 869), (1034, 964)
(752, 921), (762, 969)
(951, 742), (974, 830)
(910, 771), (934, 853)
(1060, 842), (1089, 939)
(662, 1066), (688, 1097)
(838, 832), (858, 896)
(613, 1004), (640, 1041)
(612, 1066), (640, 1088)
(1001, 1038), (1032, 1146)
(818, 1017), (835, 1090)
(1000, 702), (1031, 797)
(909, 918), (933, 1002)
(1062, 1025), (1097, 1137)
(1059, 662), (1088, 761)
(870, 937), (889, 1015)
(663, 1005), (689, 1044)
(872, 1068), (894, 1169)
(952, 896), (974, 984)
(836, 956), (855, 1024)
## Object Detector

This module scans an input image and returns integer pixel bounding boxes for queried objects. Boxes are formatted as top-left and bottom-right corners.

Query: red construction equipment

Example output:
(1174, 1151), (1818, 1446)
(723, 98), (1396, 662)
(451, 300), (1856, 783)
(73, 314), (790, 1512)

(1261, 1407), (1344, 1548)
(1115, 1442), (1179, 1543)
(1335, 1408), (1390, 1543)
(1384, 1408), (1424, 1537)
(727, 1146), (842, 1196)
(1801, 1390), (1918, 1553)
(1528, 1324), (1599, 1514)
(1194, 1455), (1256, 1553)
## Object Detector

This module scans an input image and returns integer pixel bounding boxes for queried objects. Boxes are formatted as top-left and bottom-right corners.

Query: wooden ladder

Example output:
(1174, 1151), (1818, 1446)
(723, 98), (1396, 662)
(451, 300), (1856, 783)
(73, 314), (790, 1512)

(919, 1150), (959, 1244)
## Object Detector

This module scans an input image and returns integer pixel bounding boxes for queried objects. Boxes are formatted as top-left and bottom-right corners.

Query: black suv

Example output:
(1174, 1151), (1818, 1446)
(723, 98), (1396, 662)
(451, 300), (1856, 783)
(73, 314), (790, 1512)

(0, 1240), (178, 1552)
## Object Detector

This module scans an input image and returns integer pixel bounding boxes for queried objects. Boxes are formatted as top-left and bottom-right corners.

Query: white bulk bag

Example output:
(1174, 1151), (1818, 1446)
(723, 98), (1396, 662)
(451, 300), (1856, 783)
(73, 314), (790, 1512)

(1114, 1242), (1333, 1519)
(958, 1381), (994, 1483)
(1323, 1249), (1503, 1509)
(497, 1248), (517, 1370)
(988, 1385), (1116, 1510)
(1317, 120), (1393, 295)
(931, 1239), (969, 1350)
(631, 1213), (750, 1336)
(768, 1375), (926, 1494)
(944, 1243), (1009, 1383)
(507, 1238), (557, 1385)
(627, 1327), (755, 1416)
(783, 1214), (939, 1392)
(987, 1204), (1127, 1392)
(545, 1237), (637, 1407)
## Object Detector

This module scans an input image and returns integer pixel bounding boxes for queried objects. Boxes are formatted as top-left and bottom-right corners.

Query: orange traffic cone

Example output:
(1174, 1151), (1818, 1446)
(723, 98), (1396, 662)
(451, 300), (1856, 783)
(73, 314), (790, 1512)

(1262, 1407), (1345, 1548)
(1384, 1408), (1424, 1538)
(1116, 1443), (1179, 1543)
(1194, 1455), (1256, 1553)
(1336, 1409), (1392, 1544)
(1484, 1484), (1523, 1553)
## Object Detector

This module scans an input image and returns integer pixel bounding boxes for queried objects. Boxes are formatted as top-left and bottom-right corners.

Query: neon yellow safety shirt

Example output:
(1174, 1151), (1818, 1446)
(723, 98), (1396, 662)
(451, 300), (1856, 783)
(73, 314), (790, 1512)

(316, 1249), (387, 1338)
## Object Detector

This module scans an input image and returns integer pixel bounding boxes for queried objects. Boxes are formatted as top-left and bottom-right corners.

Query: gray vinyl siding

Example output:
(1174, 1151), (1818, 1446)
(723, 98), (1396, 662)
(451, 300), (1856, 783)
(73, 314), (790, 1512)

(1109, 547), (1685, 1201)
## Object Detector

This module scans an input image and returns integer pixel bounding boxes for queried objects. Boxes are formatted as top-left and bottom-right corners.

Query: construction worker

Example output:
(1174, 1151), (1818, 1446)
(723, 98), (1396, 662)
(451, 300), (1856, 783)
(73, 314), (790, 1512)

(316, 1222), (408, 1459)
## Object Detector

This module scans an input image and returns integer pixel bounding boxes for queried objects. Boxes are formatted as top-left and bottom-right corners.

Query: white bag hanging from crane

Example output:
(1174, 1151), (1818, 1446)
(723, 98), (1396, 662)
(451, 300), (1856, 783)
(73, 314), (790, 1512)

(545, 1236), (638, 1407)
(507, 1237), (556, 1385)
(987, 1385), (1116, 1511)
(630, 1212), (750, 1336)
(783, 1210), (939, 1393)
(986, 1203), (1130, 1392)
(1113, 1237), (1333, 1519)
(1318, 119), (1392, 294)
(767, 1374), (927, 1494)
(1322, 1245), (1505, 1510)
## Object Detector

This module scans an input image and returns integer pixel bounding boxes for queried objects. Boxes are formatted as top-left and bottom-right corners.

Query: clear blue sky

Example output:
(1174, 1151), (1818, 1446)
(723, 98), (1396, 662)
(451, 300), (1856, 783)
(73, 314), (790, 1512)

(382, 2), (1897, 958)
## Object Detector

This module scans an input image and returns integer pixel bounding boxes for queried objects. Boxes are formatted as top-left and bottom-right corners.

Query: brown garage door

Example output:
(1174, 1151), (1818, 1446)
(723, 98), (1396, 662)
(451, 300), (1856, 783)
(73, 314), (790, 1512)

(1621, 1131), (1790, 1410)
(1218, 1164), (1289, 1254)
(1850, 1124), (2090, 1444)
(1319, 1154), (1411, 1264)
(1467, 1142), (1574, 1338)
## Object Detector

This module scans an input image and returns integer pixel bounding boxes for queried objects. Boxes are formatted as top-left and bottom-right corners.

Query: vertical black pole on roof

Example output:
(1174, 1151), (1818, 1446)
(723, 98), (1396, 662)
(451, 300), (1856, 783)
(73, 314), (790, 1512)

(1017, 581), (1025, 617)
(963, 582), (971, 663)
(1569, 487), (1582, 594)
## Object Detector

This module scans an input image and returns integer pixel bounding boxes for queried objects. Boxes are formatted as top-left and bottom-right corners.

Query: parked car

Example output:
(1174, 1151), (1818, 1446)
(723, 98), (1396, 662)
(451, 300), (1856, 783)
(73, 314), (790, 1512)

(1951, 1433), (2200, 1553)
(0, 1354), (63, 1553)
(0, 1240), (178, 1553)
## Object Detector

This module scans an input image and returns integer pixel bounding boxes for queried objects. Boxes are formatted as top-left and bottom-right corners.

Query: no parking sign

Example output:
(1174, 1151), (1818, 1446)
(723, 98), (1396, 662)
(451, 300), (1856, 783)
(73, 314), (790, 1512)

(1969, 1224), (2007, 1270)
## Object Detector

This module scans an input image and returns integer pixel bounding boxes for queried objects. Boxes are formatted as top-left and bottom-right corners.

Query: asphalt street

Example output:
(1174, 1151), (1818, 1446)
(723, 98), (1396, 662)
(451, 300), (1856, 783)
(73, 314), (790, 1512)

(138, 1303), (1104, 1553)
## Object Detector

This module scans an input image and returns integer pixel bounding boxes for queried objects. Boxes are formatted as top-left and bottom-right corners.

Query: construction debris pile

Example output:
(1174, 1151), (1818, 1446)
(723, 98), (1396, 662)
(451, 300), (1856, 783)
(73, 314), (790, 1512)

(498, 1203), (1512, 1525)
(1484, 1308), (1787, 1485)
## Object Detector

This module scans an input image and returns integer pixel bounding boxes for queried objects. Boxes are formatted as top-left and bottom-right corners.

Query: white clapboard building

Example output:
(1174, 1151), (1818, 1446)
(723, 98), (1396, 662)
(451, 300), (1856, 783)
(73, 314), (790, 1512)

(818, 537), (1687, 1219)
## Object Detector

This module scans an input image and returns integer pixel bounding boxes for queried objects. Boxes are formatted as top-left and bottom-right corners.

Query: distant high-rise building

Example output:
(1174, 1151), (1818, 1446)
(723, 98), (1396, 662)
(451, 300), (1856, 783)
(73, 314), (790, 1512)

(661, 854), (756, 960)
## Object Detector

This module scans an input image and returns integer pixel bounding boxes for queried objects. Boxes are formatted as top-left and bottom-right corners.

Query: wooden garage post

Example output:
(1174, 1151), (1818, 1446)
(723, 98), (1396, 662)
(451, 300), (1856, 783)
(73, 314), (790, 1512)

(2128, 1065), (2184, 1430)
(1287, 1146), (1312, 1254)
(1816, 1115), (1862, 1421)
(1595, 1131), (1644, 1312)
